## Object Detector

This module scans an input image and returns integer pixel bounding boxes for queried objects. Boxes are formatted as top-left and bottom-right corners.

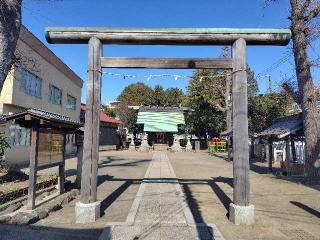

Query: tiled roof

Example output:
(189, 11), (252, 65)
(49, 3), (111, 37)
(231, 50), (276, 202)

(220, 129), (256, 138)
(80, 104), (122, 125)
(100, 111), (122, 125)
(4, 108), (82, 126)
(259, 114), (303, 139)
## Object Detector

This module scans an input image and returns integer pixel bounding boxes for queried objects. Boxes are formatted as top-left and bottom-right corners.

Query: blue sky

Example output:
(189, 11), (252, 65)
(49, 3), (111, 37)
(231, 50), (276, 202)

(22, 0), (319, 104)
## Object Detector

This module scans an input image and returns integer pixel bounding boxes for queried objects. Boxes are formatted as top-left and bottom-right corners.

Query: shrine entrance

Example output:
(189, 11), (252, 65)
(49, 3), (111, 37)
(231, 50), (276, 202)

(156, 133), (165, 144)
(45, 27), (291, 225)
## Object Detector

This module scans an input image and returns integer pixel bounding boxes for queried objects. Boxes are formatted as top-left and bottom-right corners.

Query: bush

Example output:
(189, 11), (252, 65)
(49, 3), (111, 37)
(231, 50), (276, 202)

(0, 134), (10, 166)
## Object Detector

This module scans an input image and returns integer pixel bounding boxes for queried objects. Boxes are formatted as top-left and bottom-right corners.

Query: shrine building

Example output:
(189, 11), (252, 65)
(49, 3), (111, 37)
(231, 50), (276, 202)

(133, 106), (186, 149)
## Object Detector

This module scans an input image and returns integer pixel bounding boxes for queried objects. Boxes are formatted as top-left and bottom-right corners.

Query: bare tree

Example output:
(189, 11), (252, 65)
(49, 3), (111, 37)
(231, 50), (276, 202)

(0, 0), (22, 92)
(290, 0), (320, 182)
(218, 46), (233, 131)
(269, 0), (320, 181)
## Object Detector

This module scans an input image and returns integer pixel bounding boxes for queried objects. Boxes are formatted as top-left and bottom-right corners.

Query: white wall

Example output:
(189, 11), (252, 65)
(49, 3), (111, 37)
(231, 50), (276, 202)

(0, 39), (82, 168)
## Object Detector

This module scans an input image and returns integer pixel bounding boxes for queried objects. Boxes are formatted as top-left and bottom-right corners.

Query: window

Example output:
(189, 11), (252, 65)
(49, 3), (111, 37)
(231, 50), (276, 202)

(20, 69), (42, 98)
(66, 94), (76, 111)
(49, 84), (62, 105)
(9, 124), (30, 147)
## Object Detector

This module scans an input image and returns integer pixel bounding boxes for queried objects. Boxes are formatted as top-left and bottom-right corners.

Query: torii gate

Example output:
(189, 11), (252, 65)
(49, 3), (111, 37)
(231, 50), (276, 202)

(45, 27), (291, 225)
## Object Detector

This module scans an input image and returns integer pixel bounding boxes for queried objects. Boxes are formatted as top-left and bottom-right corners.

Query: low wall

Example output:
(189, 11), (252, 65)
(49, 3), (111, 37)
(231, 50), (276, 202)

(99, 145), (117, 151)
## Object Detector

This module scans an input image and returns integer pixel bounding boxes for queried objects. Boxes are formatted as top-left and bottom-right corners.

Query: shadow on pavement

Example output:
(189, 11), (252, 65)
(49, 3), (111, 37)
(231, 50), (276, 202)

(180, 177), (233, 219)
(209, 153), (229, 161)
(208, 180), (232, 217)
(100, 180), (134, 217)
(249, 162), (280, 175)
(98, 159), (151, 169)
(209, 152), (283, 175)
(181, 183), (204, 223)
(181, 179), (228, 239)
(290, 201), (320, 218)
(0, 224), (103, 240)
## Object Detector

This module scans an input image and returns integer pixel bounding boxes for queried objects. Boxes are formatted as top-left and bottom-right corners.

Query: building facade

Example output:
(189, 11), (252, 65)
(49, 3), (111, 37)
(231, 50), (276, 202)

(80, 104), (122, 150)
(106, 100), (121, 109)
(0, 26), (83, 167)
(135, 106), (186, 147)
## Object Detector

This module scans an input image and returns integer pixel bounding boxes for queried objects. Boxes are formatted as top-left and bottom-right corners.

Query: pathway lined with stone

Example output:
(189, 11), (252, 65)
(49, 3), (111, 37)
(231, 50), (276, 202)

(99, 152), (224, 240)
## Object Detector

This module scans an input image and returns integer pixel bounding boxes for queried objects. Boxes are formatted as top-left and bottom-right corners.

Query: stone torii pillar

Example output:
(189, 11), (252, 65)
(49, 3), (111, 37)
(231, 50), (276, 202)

(229, 38), (254, 225)
(75, 37), (102, 223)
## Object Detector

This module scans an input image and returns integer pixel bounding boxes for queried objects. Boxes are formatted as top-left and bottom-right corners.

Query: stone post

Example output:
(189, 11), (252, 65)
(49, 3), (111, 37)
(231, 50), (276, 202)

(138, 133), (150, 152)
(186, 136), (192, 152)
(129, 136), (136, 151)
(171, 135), (182, 152)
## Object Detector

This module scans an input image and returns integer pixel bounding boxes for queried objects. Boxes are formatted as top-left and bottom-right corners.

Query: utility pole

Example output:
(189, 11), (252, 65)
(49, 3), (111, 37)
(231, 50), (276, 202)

(266, 74), (272, 93)
(259, 74), (272, 93)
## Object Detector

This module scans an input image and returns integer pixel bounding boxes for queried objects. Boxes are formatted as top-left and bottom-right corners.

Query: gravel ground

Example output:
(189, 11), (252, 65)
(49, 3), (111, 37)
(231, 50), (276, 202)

(0, 150), (152, 240)
(1, 150), (319, 240)
(169, 151), (320, 240)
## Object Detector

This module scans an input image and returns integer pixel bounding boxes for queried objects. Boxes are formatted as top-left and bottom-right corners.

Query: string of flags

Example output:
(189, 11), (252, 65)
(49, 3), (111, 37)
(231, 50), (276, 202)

(102, 71), (234, 82)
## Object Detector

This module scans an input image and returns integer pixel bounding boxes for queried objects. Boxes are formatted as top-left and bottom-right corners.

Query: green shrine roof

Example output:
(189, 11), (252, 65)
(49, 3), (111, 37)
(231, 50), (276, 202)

(137, 107), (185, 132)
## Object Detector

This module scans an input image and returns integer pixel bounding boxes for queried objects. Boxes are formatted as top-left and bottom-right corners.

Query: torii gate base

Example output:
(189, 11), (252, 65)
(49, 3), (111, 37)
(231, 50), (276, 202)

(45, 27), (291, 225)
(229, 203), (255, 225)
(75, 201), (100, 223)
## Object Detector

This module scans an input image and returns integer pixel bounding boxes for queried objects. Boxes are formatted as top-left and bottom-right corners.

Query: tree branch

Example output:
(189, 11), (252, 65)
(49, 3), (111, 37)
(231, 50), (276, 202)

(217, 86), (226, 98)
(303, 0), (312, 10)
(305, 4), (320, 23)
(281, 82), (301, 104)
(215, 102), (227, 112)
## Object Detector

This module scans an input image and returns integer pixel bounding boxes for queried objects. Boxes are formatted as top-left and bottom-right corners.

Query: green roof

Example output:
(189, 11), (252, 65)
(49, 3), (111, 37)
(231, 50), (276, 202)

(137, 111), (185, 132)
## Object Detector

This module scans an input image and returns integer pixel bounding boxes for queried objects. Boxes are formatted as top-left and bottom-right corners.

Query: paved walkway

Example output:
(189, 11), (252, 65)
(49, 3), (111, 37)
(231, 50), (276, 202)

(100, 152), (224, 240)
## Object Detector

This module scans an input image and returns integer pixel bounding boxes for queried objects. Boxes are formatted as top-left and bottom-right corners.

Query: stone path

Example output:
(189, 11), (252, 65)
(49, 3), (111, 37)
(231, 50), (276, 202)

(99, 152), (224, 240)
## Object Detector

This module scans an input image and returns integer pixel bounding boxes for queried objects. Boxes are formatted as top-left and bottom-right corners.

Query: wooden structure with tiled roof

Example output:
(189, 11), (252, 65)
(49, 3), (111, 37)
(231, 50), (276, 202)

(259, 113), (305, 176)
(4, 108), (82, 210)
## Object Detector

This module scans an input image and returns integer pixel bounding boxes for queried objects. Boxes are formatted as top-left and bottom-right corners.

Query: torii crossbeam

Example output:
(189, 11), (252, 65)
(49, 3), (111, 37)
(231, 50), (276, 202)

(45, 27), (291, 225)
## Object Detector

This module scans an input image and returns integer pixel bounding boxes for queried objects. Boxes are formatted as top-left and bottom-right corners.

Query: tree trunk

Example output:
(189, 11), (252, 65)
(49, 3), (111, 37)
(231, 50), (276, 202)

(226, 72), (232, 131)
(290, 0), (320, 182)
(0, 0), (22, 92)
(223, 47), (232, 131)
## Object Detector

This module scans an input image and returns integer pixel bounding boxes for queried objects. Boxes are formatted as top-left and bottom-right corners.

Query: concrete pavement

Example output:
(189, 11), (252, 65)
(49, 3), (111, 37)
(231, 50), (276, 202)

(99, 151), (224, 240)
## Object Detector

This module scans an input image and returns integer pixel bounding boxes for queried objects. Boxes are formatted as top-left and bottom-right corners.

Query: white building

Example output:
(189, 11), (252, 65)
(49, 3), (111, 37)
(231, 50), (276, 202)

(0, 26), (83, 168)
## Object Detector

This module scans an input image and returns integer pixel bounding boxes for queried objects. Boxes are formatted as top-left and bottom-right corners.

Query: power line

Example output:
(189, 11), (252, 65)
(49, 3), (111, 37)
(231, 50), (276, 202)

(22, 5), (63, 26)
